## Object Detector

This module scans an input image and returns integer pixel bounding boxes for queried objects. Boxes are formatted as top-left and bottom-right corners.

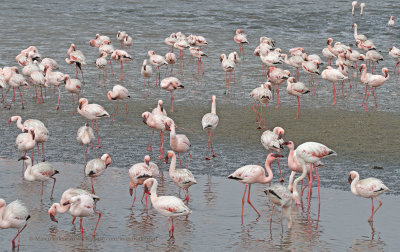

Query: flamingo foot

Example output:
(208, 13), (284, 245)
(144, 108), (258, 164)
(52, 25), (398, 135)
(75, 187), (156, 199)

(205, 156), (211, 160)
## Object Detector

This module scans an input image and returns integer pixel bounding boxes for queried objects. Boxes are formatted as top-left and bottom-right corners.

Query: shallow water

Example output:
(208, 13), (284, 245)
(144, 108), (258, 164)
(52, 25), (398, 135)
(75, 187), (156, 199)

(0, 159), (399, 251)
(0, 0), (400, 250)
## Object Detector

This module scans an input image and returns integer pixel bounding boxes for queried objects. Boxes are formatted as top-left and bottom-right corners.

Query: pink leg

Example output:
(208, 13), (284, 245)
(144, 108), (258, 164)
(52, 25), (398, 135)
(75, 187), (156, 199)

(56, 87), (60, 110)
(314, 164), (321, 207)
(368, 198), (375, 222)
(205, 129), (211, 160)
(296, 96), (300, 119)
(247, 185), (261, 217)
(120, 61), (123, 81)
(373, 87), (377, 112)
(332, 82), (336, 105)
(361, 85), (368, 107)
(50, 177), (56, 200)
(277, 158), (284, 182)
(111, 101), (119, 123)
(80, 68), (85, 87)
(42, 142), (45, 162)
(147, 130), (154, 151)
(17, 87), (24, 109)
(170, 92), (174, 112)
(11, 224), (27, 249)
(241, 185), (248, 223)
(131, 186), (137, 209)
(109, 56), (114, 76)
(276, 85), (280, 108)
(80, 218), (84, 238)
(365, 87), (370, 112)
(210, 130), (217, 157)
(95, 120), (101, 148)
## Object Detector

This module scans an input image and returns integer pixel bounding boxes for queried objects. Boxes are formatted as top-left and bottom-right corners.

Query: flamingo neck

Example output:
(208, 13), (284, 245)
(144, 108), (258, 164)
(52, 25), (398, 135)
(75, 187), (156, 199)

(211, 100), (216, 114)
(353, 26), (358, 37)
(361, 67), (367, 83)
(24, 161), (35, 181)
(292, 159), (308, 201)
(150, 179), (159, 202)
(168, 154), (177, 176)
(169, 124), (177, 144)
(16, 117), (24, 131)
(262, 158), (274, 184)
(52, 203), (69, 214)
(350, 175), (360, 196)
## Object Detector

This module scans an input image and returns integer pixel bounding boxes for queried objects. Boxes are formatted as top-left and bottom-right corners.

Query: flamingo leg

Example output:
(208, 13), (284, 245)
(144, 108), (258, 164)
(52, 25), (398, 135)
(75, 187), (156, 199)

(11, 223), (27, 249)
(56, 87), (60, 110)
(111, 101), (119, 123)
(147, 130), (154, 151)
(276, 86), (280, 108)
(225, 72), (228, 94)
(373, 87), (377, 112)
(95, 120), (101, 148)
(314, 164), (321, 207)
(80, 68), (85, 87)
(120, 61), (123, 81)
(241, 184), (248, 223)
(205, 129), (211, 160)
(368, 198), (375, 222)
(365, 87), (370, 112)
(41, 181), (44, 200)
(158, 131), (164, 159)
(50, 177), (56, 200)
(109, 55), (114, 76)
(296, 96), (300, 119)
(9, 88), (16, 109)
(130, 186), (137, 209)
(247, 185), (261, 217)
(276, 158), (284, 182)
(82, 143), (87, 168)
(72, 217), (76, 224)
(17, 87), (25, 109)
(210, 129), (216, 157)
(332, 82), (336, 105)
(80, 217), (84, 238)
(307, 167), (313, 208)
(91, 177), (95, 194)
(92, 211), (102, 236)
(170, 91), (174, 113)
(361, 85), (368, 107)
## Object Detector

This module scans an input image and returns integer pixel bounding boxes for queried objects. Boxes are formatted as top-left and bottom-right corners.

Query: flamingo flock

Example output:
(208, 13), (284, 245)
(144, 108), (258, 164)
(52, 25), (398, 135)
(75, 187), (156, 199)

(1, 4), (395, 248)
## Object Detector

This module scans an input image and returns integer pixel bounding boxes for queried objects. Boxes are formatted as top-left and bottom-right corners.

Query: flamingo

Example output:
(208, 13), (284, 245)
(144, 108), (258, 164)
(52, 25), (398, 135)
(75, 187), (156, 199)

(389, 46), (400, 75)
(62, 194), (101, 237)
(89, 34), (111, 48)
(77, 98), (110, 148)
(99, 41), (115, 76)
(148, 50), (168, 86)
(356, 39), (376, 51)
(327, 38), (347, 57)
(283, 53), (304, 79)
(15, 128), (36, 174)
(359, 64), (389, 112)
(202, 95), (219, 160)
(268, 67), (290, 107)
(160, 77), (184, 113)
(234, 29), (249, 60)
(66, 43), (86, 86)
(143, 178), (192, 238)
(292, 142), (336, 205)
(19, 156), (59, 200)
(321, 66), (347, 105)
(388, 16), (395, 28)
(348, 171), (389, 222)
(64, 75), (82, 114)
(48, 188), (99, 223)
(174, 39), (190, 68)
(111, 50), (132, 81)
(107, 85), (130, 122)
(76, 123), (95, 166)
(302, 59), (320, 94)
(85, 154), (111, 193)
(322, 48), (335, 66)
(128, 155), (156, 209)
(190, 47), (207, 74)
(117, 31), (127, 48)
(95, 52), (108, 86)
(249, 82), (272, 129)
(41, 58), (59, 70)
(365, 50), (383, 73)
(360, 2), (365, 16)
(44, 65), (66, 110)
(141, 59), (152, 95)
(142, 111), (172, 159)
(264, 183), (293, 229)
(261, 127), (285, 182)
(352, 1), (357, 16)
(4, 67), (28, 109)
(166, 151), (197, 205)
(164, 33), (177, 52)
(286, 77), (310, 119)
(352, 24), (367, 42)
(165, 52), (177, 74)
(30, 70), (46, 104)
(123, 34), (133, 48)
(164, 119), (191, 168)
(228, 153), (282, 222)
(220, 54), (235, 94)
(0, 199), (30, 249)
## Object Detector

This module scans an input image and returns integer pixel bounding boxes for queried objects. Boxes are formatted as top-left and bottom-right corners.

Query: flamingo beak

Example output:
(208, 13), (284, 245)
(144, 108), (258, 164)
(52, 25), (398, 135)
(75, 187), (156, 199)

(145, 161), (149, 166)
(49, 213), (58, 223)
(144, 185), (151, 195)
(165, 156), (169, 164)
(272, 153), (284, 158)
(129, 188), (133, 196)
(348, 175), (353, 184)
(18, 156), (28, 161)
(282, 142), (289, 146)
(7, 119), (11, 124)
(63, 201), (70, 206)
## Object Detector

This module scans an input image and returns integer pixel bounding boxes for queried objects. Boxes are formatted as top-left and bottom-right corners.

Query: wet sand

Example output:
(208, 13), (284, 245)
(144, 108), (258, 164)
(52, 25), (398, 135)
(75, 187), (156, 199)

(0, 159), (398, 251)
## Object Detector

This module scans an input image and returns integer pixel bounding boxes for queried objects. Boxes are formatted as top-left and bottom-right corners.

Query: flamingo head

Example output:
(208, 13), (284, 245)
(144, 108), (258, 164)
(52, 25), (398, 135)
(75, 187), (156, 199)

(391, 16), (394, 20)
(148, 50), (155, 56)
(143, 178), (155, 195)
(212, 95), (216, 102)
(267, 153), (284, 163)
(141, 112), (151, 124)
(359, 63), (367, 72)
(220, 54), (226, 62)
(163, 119), (174, 130)
(283, 141), (294, 150)
(352, 23), (357, 28)
(327, 38), (333, 45)
(29, 128), (35, 140)
(78, 98), (88, 110)
(48, 207), (58, 223)
(382, 67), (389, 77)
(107, 91), (115, 101)
(8, 115), (19, 124)
(236, 29), (242, 34)
(85, 123), (89, 127)
(348, 171), (358, 184)
(287, 77), (296, 83)
(101, 154), (111, 167)
(263, 82), (272, 90)
(89, 39), (97, 47)
(273, 127), (285, 137)
(144, 155), (150, 166)
(158, 100), (164, 112)
(284, 70), (291, 77)
(166, 150), (175, 161)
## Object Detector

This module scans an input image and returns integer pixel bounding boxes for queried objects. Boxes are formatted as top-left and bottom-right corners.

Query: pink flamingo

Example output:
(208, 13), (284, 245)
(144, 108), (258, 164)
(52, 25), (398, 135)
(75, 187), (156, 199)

(141, 59), (152, 95)
(19, 156), (58, 200)
(0, 199), (30, 250)
(264, 183), (293, 229)
(117, 31), (126, 48)
(48, 188), (99, 223)
(234, 29), (249, 60)
(352, 1), (357, 16)
(174, 39), (190, 69)
(164, 33), (177, 52)
(228, 153), (282, 222)
(89, 34), (111, 48)
(302, 59), (320, 94)
(322, 48), (335, 66)
(76, 123), (95, 166)
(85, 154), (111, 193)
(166, 151), (197, 205)
(123, 34), (133, 49)
(160, 77), (184, 113)
(41, 58), (59, 70)
(321, 66), (347, 105)
(3, 67), (28, 109)
(129, 155), (156, 209)
(44, 65), (66, 110)
(286, 77), (310, 119)
(30, 70), (46, 104)
(283, 53), (304, 79)
(388, 16), (395, 27)
(360, 64), (389, 111)
(220, 54), (235, 94)
(62, 194), (102, 237)
(143, 178), (192, 239)
(165, 52), (177, 74)
(389, 46), (400, 75)
(111, 50), (132, 81)
(107, 85), (130, 122)
(64, 75), (82, 114)
(327, 38), (347, 57)
(190, 47), (207, 75)
(77, 98), (110, 148)
(348, 171), (389, 222)
(148, 50), (168, 86)
(164, 119), (191, 168)
(95, 52), (108, 86)
(15, 128), (35, 174)
(292, 142), (336, 205)
(352, 24), (367, 42)
(365, 50), (383, 74)
(268, 66), (290, 107)
(202, 95), (219, 160)
(142, 111), (172, 159)
(66, 44), (86, 86)
(99, 41), (115, 76)
(360, 2), (365, 15)
(249, 82), (272, 129)
(261, 127), (285, 182)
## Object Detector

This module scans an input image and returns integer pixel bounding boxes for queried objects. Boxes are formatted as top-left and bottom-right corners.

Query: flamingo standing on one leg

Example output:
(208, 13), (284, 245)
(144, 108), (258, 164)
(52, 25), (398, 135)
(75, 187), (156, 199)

(286, 77), (310, 119)
(15, 128), (36, 174)
(261, 127), (285, 182)
(141, 59), (152, 96)
(142, 112), (173, 159)
(148, 50), (168, 86)
(164, 119), (191, 168)
(107, 85), (130, 122)
(143, 178), (192, 239)
(64, 75), (82, 114)
(250, 82), (272, 129)
(66, 44), (86, 86)
(96, 52), (108, 86)
(128, 155), (155, 209)
(165, 52), (177, 74)
(160, 77), (184, 113)
(76, 123), (95, 166)
(85, 154), (111, 193)
(77, 98), (109, 148)
(19, 156), (59, 200)
(166, 151), (197, 205)
(234, 29), (249, 60)
(321, 66), (347, 105)
(48, 188), (99, 223)
(228, 153), (282, 223)
(348, 171), (389, 222)
(62, 194), (102, 237)
(0, 199), (30, 250)
(220, 54), (235, 94)
(359, 64), (389, 112)
(389, 46), (400, 75)
(202, 95), (219, 160)
(111, 50), (132, 81)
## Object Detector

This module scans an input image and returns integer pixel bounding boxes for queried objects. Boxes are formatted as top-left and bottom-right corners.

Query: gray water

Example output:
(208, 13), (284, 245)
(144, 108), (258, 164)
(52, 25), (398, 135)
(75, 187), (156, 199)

(0, 0), (400, 250)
